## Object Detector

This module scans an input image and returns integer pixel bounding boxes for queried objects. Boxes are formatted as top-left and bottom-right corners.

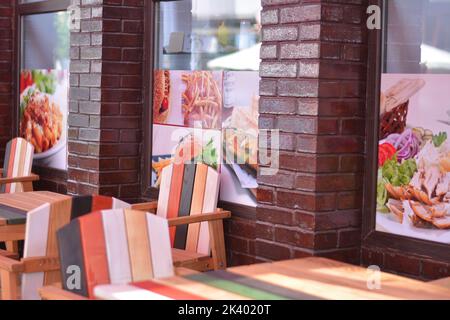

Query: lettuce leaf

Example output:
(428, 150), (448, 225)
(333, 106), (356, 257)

(196, 138), (218, 170)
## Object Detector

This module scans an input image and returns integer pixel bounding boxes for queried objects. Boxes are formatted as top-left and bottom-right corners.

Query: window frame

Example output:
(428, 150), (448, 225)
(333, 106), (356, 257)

(142, 0), (257, 219)
(14, 0), (71, 171)
(362, 0), (450, 261)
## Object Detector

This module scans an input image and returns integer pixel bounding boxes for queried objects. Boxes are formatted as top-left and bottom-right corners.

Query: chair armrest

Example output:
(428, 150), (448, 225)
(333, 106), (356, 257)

(168, 209), (231, 227)
(0, 249), (19, 260)
(174, 267), (200, 276)
(0, 174), (40, 185)
(0, 255), (23, 272)
(130, 201), (158, 212)
(39, 286), (88, 300)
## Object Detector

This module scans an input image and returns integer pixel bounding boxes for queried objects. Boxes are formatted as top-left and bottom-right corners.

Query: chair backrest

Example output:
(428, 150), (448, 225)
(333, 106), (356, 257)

(1, 137), (34, 193)
(21, 194), (129, 300)
(157, 162), (220, 255)
(58, 209), (174, 298)
(70, 194), (130, 220)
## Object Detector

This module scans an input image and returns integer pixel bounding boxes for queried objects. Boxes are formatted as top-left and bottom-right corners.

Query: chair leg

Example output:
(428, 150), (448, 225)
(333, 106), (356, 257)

(208, 219), (227, 270)
(1, 269), (19, 300)
(22, 182), (33, 192)
(5, 241), (19, 254)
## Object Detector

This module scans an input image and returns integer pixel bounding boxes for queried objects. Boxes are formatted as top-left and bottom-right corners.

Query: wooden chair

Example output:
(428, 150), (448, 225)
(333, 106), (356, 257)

(0, 195), (130, 300)
(0, 138), (39, 193)
(147, 162), (229, 271)
(0, 193), (130, 255)
(39, 209), (210, 300)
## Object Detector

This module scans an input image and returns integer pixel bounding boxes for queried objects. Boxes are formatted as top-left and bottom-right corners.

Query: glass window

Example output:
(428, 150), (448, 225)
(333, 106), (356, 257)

(19, 11), (70, 170)
(151, 0), (261, 208)
(376, 0), (450, 244)
(155, 0), (262, 71)
(21, 12), (70, 70)
(384, 0), (450, 73)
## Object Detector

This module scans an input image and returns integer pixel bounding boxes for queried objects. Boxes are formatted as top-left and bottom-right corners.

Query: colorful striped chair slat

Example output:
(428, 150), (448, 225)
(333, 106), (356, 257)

(1, 137), (35, 193)
(58, 209), (174, 298)
(19, 195), (129, 300)
(156, 163), (220, 255)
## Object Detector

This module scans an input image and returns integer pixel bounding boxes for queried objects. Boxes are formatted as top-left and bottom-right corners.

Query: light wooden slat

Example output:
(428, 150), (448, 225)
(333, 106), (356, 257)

(156, 164), (173, 219)
(198, 167), (220, 255)
(13, 139), (27, 192)
(0, 195), (41, 211)
(431, 277), (450, 290)
(44, 198), (72, 285)
(6, 139), (18, 193)
(94, 284), (172, 301)
(147, 213), (174, 279)
(268, 258), (450, 300)
(124, 209), (153, 281)
(21, 203), (50, 300)
(112, 197), (131, 209)
(102, 210), (132, 285)
(23, 140), (34, 178)
(166, 163), (184, 245)
(153, 274), (249, 300)
(0, 224), (26, 241)
(10, 138), (23, 193)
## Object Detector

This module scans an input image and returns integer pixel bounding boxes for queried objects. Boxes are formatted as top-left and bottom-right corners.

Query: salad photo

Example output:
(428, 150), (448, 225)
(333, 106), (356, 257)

(19, 69), (68, 170)
(376, 75), (450, 243)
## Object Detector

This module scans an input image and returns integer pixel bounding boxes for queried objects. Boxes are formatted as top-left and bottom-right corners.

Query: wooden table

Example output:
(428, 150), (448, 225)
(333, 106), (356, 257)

(94, 257), (450, 300)
(0, 191), (70, 253)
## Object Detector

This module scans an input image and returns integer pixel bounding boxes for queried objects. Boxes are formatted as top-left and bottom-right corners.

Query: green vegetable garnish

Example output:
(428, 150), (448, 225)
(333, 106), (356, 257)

(32, 70), (56, 95)
(376, 169), (389, 209)
(432, 132), (447, 147)
(196, 138), (218, 170)
(377, 156), (417, 209)
(19, 88), (34, 119)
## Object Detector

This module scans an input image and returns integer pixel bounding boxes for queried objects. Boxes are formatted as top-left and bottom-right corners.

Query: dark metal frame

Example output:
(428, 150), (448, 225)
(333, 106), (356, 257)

(362, 0), (450, 260)
(141, 0), (256, 218)
(13, 0), (71, 176)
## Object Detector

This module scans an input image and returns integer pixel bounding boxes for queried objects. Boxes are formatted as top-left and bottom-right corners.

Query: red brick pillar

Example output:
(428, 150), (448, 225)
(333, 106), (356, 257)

(257, 0), (367, 264)
(0, 1), (14, 160)
(68, 0), (144, 202)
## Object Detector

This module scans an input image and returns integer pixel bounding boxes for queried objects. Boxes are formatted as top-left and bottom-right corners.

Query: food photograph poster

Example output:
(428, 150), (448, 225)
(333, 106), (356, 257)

(151, 70), (259, 207)
(376, 74), (450, 244)
(19, 69), (68, 170)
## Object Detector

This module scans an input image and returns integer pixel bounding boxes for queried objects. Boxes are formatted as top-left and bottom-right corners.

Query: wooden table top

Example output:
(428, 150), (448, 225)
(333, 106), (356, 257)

(0, 191), (70, 226)
(94, 257), (450, 300)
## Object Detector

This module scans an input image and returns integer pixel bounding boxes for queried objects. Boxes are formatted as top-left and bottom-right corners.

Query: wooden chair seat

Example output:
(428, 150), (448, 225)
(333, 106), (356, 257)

(171, 248), (212, 271)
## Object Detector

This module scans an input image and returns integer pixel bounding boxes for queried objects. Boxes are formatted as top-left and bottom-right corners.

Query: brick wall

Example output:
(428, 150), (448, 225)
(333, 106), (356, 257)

(67, 0), (144, 202)
(2, 0), (449, 279)
(257, 0), (367, 264)
(68, 0), (105, 196)
(362, 246), (450, 281)
(0, 1), (14, 161)
(224, 212), (257, 267)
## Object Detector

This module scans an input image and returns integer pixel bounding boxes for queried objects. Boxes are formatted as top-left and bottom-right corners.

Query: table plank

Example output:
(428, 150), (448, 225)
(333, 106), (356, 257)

(0, 204), (27, 225)
(272, 258), (450, 300)
(93, 258), (450, 300)
(153, 274), (250, 300)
